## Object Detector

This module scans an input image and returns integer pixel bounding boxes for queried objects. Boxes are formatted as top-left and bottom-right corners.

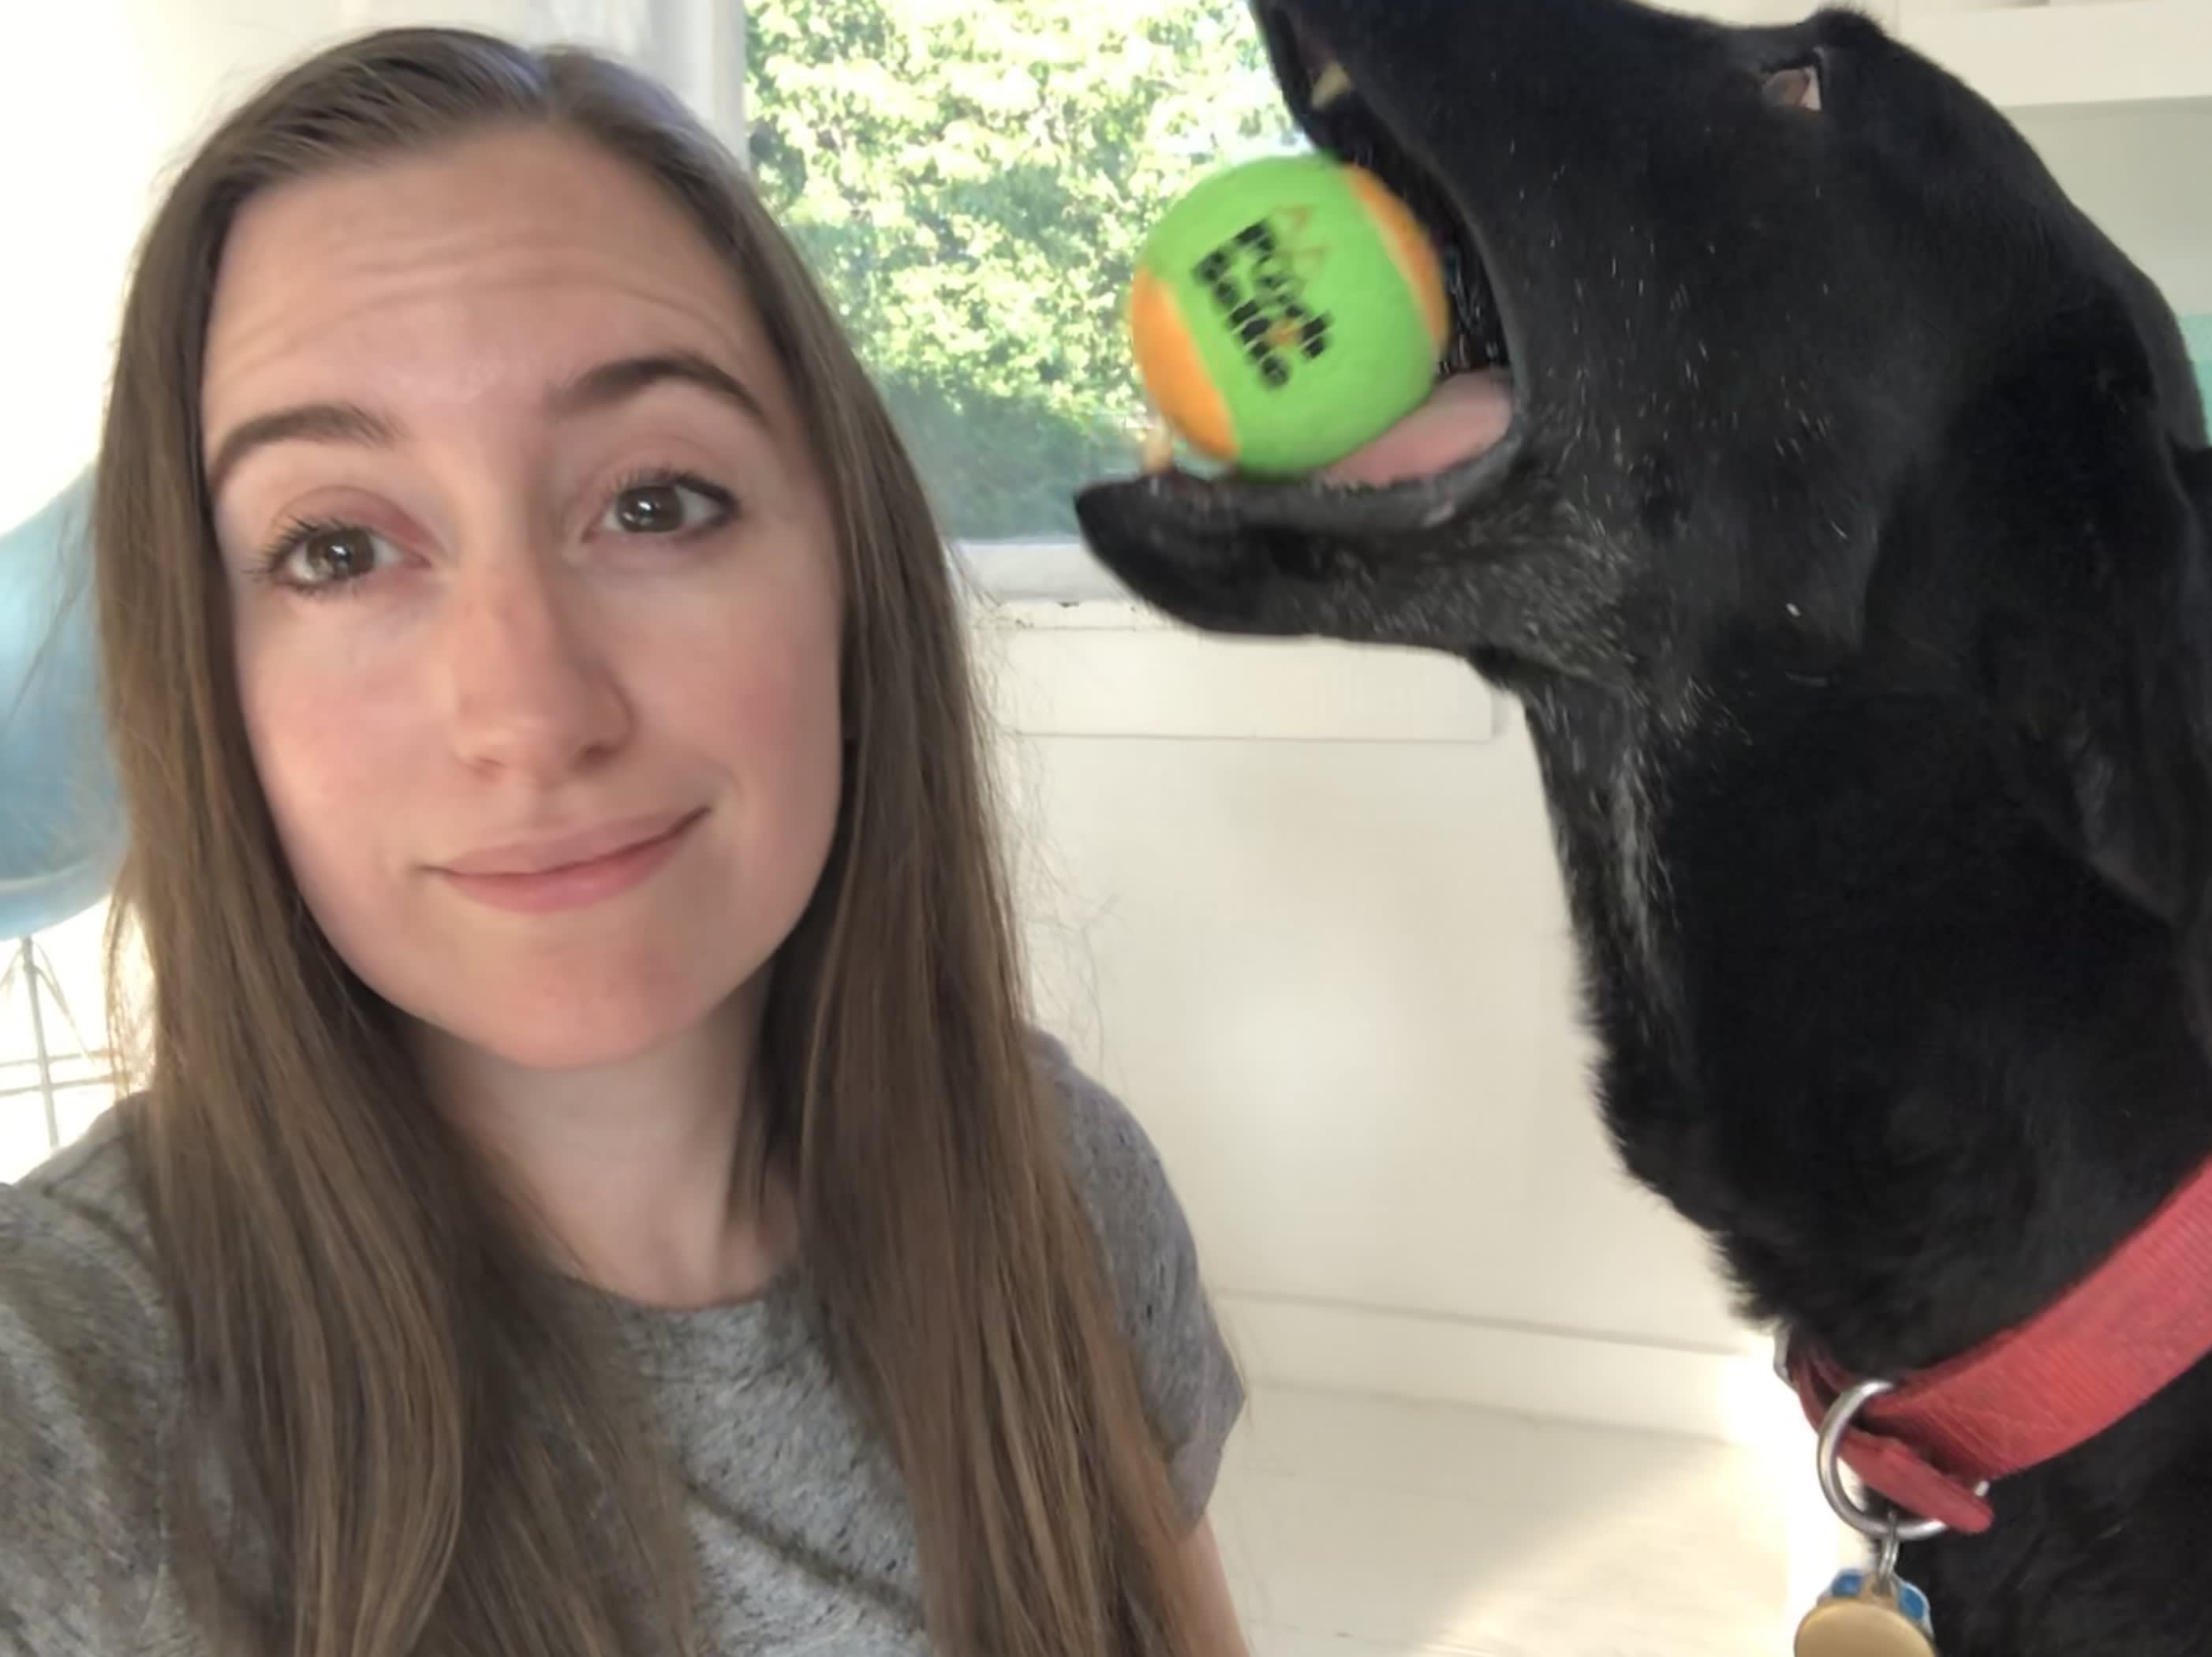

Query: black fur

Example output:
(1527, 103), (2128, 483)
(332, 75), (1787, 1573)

(1074, 2), (2212, 1650)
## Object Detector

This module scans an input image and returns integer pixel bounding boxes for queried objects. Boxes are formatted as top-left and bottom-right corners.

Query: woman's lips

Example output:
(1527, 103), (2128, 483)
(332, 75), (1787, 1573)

(434, 808), (705, 914)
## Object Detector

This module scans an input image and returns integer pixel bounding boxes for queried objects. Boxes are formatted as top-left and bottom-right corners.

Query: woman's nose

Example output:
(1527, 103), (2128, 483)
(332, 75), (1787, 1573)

(436, 553), (633, 782)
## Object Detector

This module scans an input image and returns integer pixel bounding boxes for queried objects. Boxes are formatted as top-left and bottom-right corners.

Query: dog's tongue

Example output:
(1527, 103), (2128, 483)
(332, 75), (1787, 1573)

(1320, 370), (1515, 487)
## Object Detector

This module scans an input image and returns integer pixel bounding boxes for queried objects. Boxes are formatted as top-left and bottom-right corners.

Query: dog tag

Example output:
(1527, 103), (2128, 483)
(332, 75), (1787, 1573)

(1795, 1568), (1938, 1657)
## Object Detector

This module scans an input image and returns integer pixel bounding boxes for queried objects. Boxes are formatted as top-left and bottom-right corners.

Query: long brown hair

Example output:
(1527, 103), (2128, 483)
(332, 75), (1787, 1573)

(95, 26), (1207, 1657)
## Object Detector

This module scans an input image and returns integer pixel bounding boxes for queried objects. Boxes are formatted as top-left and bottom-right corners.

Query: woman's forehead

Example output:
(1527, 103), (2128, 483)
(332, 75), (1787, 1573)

(200, 126), (786, 436)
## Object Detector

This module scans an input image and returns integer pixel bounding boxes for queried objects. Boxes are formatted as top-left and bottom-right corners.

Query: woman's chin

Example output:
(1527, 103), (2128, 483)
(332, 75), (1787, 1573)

(401, 967), (755, 1078)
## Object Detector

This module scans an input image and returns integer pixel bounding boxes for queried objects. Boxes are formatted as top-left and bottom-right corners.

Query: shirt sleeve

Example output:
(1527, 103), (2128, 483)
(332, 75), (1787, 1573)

(1029, 1030), (1246, 1524)
(0, 1163), (168, 1657)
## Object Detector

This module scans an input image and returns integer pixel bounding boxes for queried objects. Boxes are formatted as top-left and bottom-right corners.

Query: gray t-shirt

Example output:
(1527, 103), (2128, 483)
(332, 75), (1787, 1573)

(0, 1036), (1244, 1656)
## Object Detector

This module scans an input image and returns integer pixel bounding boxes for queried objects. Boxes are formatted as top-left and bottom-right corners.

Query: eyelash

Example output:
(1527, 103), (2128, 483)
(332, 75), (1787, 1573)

(248, 466), (742, 600)
(250, 513), (364, 600)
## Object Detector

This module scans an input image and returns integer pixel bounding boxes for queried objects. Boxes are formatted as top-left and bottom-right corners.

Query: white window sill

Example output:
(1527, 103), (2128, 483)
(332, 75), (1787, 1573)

(952, 539), (1137, 608)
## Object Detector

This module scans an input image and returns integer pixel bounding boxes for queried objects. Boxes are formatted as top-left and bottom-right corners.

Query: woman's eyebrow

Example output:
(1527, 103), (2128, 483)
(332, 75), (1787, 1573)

(206, 402), (393, 497)
(551, 350), (771, 432)
(205, 350), (771, 496)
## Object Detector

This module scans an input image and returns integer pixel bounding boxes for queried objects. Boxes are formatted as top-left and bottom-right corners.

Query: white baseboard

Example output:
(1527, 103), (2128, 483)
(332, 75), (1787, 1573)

(1214, 1288), (1797, 1449)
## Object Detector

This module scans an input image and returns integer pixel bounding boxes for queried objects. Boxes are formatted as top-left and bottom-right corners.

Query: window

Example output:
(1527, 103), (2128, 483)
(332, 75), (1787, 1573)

(744, 0), (1295, 547)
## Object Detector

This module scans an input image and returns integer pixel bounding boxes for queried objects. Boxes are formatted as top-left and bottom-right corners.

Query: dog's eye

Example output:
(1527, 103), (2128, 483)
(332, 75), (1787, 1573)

(1762, 62), (1823, 113)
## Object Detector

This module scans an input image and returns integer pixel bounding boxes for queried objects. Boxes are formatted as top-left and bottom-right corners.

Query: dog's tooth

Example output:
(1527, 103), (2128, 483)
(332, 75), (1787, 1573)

(1310, 62), (1355, 110)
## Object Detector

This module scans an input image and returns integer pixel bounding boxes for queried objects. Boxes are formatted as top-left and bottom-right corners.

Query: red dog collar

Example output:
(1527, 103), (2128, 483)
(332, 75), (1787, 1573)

(1785, 1150), (2212, 1536)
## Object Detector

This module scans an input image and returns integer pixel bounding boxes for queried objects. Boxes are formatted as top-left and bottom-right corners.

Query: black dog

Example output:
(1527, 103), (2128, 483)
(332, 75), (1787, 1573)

(1075, 2), (2212, 1651)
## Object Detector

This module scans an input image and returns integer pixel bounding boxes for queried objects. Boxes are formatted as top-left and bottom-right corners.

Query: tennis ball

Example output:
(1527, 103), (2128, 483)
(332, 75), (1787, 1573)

(1129, 152), (1448, 477)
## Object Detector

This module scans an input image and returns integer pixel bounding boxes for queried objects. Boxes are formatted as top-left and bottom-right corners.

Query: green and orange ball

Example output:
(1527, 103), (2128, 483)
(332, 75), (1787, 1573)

(1128, 152), (1448, 477)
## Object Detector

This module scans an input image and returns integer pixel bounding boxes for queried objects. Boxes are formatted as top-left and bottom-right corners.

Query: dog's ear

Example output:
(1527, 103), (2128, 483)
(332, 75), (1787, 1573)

(2122, 439), (2212, 1036)
(1964, 326), (2212, 1003)
(2020, 435), (2212, 922)
(1890, 296), (2210, 904)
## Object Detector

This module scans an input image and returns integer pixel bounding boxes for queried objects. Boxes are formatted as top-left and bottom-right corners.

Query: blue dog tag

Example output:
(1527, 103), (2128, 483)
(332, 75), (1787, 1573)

(1795, 1567), (1938, 1657)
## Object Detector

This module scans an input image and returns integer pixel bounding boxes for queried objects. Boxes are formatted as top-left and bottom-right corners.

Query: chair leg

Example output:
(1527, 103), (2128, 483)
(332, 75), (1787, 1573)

(4, 936), (101, 1155)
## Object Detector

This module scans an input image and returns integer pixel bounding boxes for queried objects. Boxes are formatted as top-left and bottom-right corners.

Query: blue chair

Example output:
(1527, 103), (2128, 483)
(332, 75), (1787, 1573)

(0, 466), (124, 1147)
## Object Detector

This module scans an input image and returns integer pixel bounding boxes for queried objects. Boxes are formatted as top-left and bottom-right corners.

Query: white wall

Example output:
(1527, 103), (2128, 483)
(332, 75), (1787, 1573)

(970, 602), (1785, 1446)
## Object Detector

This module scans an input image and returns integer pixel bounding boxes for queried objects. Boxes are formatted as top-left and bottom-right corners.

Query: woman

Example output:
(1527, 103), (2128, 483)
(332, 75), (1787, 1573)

(0, 26), (1247, 1657)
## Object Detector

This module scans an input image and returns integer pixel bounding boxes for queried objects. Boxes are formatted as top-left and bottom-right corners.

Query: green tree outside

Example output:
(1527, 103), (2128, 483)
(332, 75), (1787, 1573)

(744, 0), (1293, 541)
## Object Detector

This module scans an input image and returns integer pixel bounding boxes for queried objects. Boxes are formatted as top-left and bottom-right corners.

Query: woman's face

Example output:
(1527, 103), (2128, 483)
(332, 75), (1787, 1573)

(200, 127), (845, 1072)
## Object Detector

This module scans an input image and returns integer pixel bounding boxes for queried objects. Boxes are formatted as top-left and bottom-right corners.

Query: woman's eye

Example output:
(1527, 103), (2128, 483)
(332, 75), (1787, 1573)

(260, 522), (399, 593)
(602, 474), (736, 537)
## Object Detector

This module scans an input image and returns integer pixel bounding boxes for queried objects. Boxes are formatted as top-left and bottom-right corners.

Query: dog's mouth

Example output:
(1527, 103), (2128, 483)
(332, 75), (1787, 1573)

(1263, 4), (1521, 488)
(1077, 4), (1527, 539)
